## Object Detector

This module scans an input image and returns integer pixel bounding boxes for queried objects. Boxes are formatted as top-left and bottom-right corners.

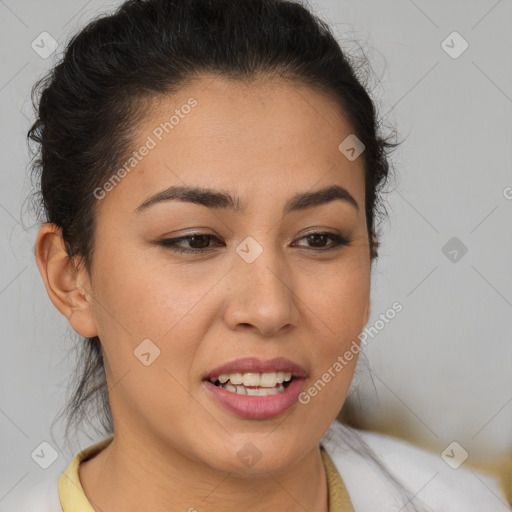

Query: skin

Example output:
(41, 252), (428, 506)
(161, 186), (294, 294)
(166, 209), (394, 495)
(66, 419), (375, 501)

(35, 75), (371, 512)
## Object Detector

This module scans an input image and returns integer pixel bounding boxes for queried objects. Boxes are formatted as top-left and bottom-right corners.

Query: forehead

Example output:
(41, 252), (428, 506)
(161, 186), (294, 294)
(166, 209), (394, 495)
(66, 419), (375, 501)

(99, 75), (366, 215)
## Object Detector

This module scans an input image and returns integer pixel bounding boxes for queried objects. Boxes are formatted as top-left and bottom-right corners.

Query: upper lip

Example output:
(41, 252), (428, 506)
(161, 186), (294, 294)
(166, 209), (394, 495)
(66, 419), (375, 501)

(203, 357), (307, 380)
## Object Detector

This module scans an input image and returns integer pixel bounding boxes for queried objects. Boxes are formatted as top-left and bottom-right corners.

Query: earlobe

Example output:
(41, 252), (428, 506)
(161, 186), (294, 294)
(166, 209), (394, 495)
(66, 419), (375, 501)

(35, 223), (98, 337)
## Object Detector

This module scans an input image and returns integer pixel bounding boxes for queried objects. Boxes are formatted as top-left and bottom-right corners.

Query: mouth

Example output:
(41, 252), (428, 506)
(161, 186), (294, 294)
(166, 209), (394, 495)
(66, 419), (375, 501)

(207, 371), (295, 397)
(202, 357), (307, 419)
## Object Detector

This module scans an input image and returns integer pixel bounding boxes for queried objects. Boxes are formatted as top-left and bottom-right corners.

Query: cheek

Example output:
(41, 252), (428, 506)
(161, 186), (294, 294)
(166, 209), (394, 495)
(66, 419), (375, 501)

(88, 238), (226, 396)
(90, 240), (208, 340)
(88, 251), (204, 423)
(302, 257), (369, 398)
(307, 255), (370, 338)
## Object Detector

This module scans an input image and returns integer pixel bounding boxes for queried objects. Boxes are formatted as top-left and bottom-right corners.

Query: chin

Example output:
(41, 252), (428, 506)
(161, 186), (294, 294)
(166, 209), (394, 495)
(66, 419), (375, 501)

(195, 434), (308, 476)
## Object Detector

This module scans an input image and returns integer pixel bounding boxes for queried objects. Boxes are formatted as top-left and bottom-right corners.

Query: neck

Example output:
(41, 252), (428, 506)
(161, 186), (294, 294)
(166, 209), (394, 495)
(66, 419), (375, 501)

(79, 430), (329, 512)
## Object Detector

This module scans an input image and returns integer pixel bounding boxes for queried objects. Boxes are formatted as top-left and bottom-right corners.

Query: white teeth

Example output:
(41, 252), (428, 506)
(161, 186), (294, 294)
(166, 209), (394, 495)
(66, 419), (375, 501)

(210, 371), (294, 388)
(235, 385), (247, 395)
(230, 373), (243, 385)
(215, 381), (286, 396)
(260, 372), (277, 387)
(209, 370), (296, 396)
(275, 372), (292, 383)
(242, 373), (260, 386)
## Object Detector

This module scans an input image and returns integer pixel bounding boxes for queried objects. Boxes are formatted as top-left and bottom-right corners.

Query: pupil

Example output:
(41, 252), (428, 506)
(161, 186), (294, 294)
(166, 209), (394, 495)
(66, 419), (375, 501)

(190, 235), (209, 248)
(309, 234), (326, 247)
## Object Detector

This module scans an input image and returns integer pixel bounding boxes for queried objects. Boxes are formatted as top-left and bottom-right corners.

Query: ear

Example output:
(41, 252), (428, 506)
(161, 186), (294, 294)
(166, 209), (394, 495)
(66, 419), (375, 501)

(35, 223), (98, 337)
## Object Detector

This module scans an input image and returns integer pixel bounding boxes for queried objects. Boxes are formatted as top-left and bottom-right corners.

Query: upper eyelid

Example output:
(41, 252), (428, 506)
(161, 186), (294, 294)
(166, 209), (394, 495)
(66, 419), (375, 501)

(164, 231), (342, 241)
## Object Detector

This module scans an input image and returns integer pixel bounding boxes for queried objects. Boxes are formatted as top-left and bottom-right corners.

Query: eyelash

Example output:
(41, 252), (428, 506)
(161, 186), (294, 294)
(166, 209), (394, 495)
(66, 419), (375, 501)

(158, 232), (352, 254)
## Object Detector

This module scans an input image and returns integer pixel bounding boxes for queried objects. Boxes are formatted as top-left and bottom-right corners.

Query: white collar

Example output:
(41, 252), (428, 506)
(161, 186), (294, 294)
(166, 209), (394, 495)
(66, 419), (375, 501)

(321, 420), (509, 512)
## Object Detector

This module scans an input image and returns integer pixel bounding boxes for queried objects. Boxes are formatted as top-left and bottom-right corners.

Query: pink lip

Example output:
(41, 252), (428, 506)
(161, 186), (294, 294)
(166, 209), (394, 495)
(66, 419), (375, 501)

(203, 357), (307, 380)
(202, 378), (306, 419)
(202, 357), (307, 419)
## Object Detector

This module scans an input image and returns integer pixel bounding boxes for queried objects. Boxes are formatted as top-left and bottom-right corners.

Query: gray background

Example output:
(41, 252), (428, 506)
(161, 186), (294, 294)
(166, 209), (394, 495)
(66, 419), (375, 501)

(1, 0), (511, 506)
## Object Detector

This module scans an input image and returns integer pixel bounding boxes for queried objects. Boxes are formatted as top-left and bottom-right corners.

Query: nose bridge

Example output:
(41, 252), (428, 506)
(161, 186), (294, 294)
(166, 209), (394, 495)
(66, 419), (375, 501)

(224, 234), (300, 334)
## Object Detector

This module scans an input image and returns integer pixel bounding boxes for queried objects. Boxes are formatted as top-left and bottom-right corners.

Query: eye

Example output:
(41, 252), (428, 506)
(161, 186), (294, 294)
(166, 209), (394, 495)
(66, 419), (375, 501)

(292, 232), (352, 251)
(158, 234), (223, 254)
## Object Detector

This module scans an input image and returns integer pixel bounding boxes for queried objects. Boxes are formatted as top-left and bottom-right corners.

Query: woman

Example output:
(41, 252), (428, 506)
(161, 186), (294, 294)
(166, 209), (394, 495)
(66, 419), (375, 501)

(23, 0), (509, 510)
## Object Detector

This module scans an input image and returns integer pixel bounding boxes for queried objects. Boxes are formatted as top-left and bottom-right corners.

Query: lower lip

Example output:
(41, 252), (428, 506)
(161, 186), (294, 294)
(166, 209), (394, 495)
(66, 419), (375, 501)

(202, 378), (306, 419)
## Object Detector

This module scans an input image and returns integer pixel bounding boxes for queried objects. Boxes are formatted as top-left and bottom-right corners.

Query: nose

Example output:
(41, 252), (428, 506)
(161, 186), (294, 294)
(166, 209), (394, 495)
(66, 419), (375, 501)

(222, 240), (301, 337)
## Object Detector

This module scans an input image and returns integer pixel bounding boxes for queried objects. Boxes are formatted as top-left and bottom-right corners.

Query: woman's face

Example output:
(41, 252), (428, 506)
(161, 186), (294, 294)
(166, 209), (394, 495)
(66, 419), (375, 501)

(72, 76), (370, 473)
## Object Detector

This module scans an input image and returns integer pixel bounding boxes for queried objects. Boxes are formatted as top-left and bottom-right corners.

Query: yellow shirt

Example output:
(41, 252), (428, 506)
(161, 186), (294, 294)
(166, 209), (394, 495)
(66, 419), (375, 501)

(58, 436), (354, 511)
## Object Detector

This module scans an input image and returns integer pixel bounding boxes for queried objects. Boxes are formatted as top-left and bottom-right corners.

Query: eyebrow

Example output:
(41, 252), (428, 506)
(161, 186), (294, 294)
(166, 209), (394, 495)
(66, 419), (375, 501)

(135, 184), (359, 215)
